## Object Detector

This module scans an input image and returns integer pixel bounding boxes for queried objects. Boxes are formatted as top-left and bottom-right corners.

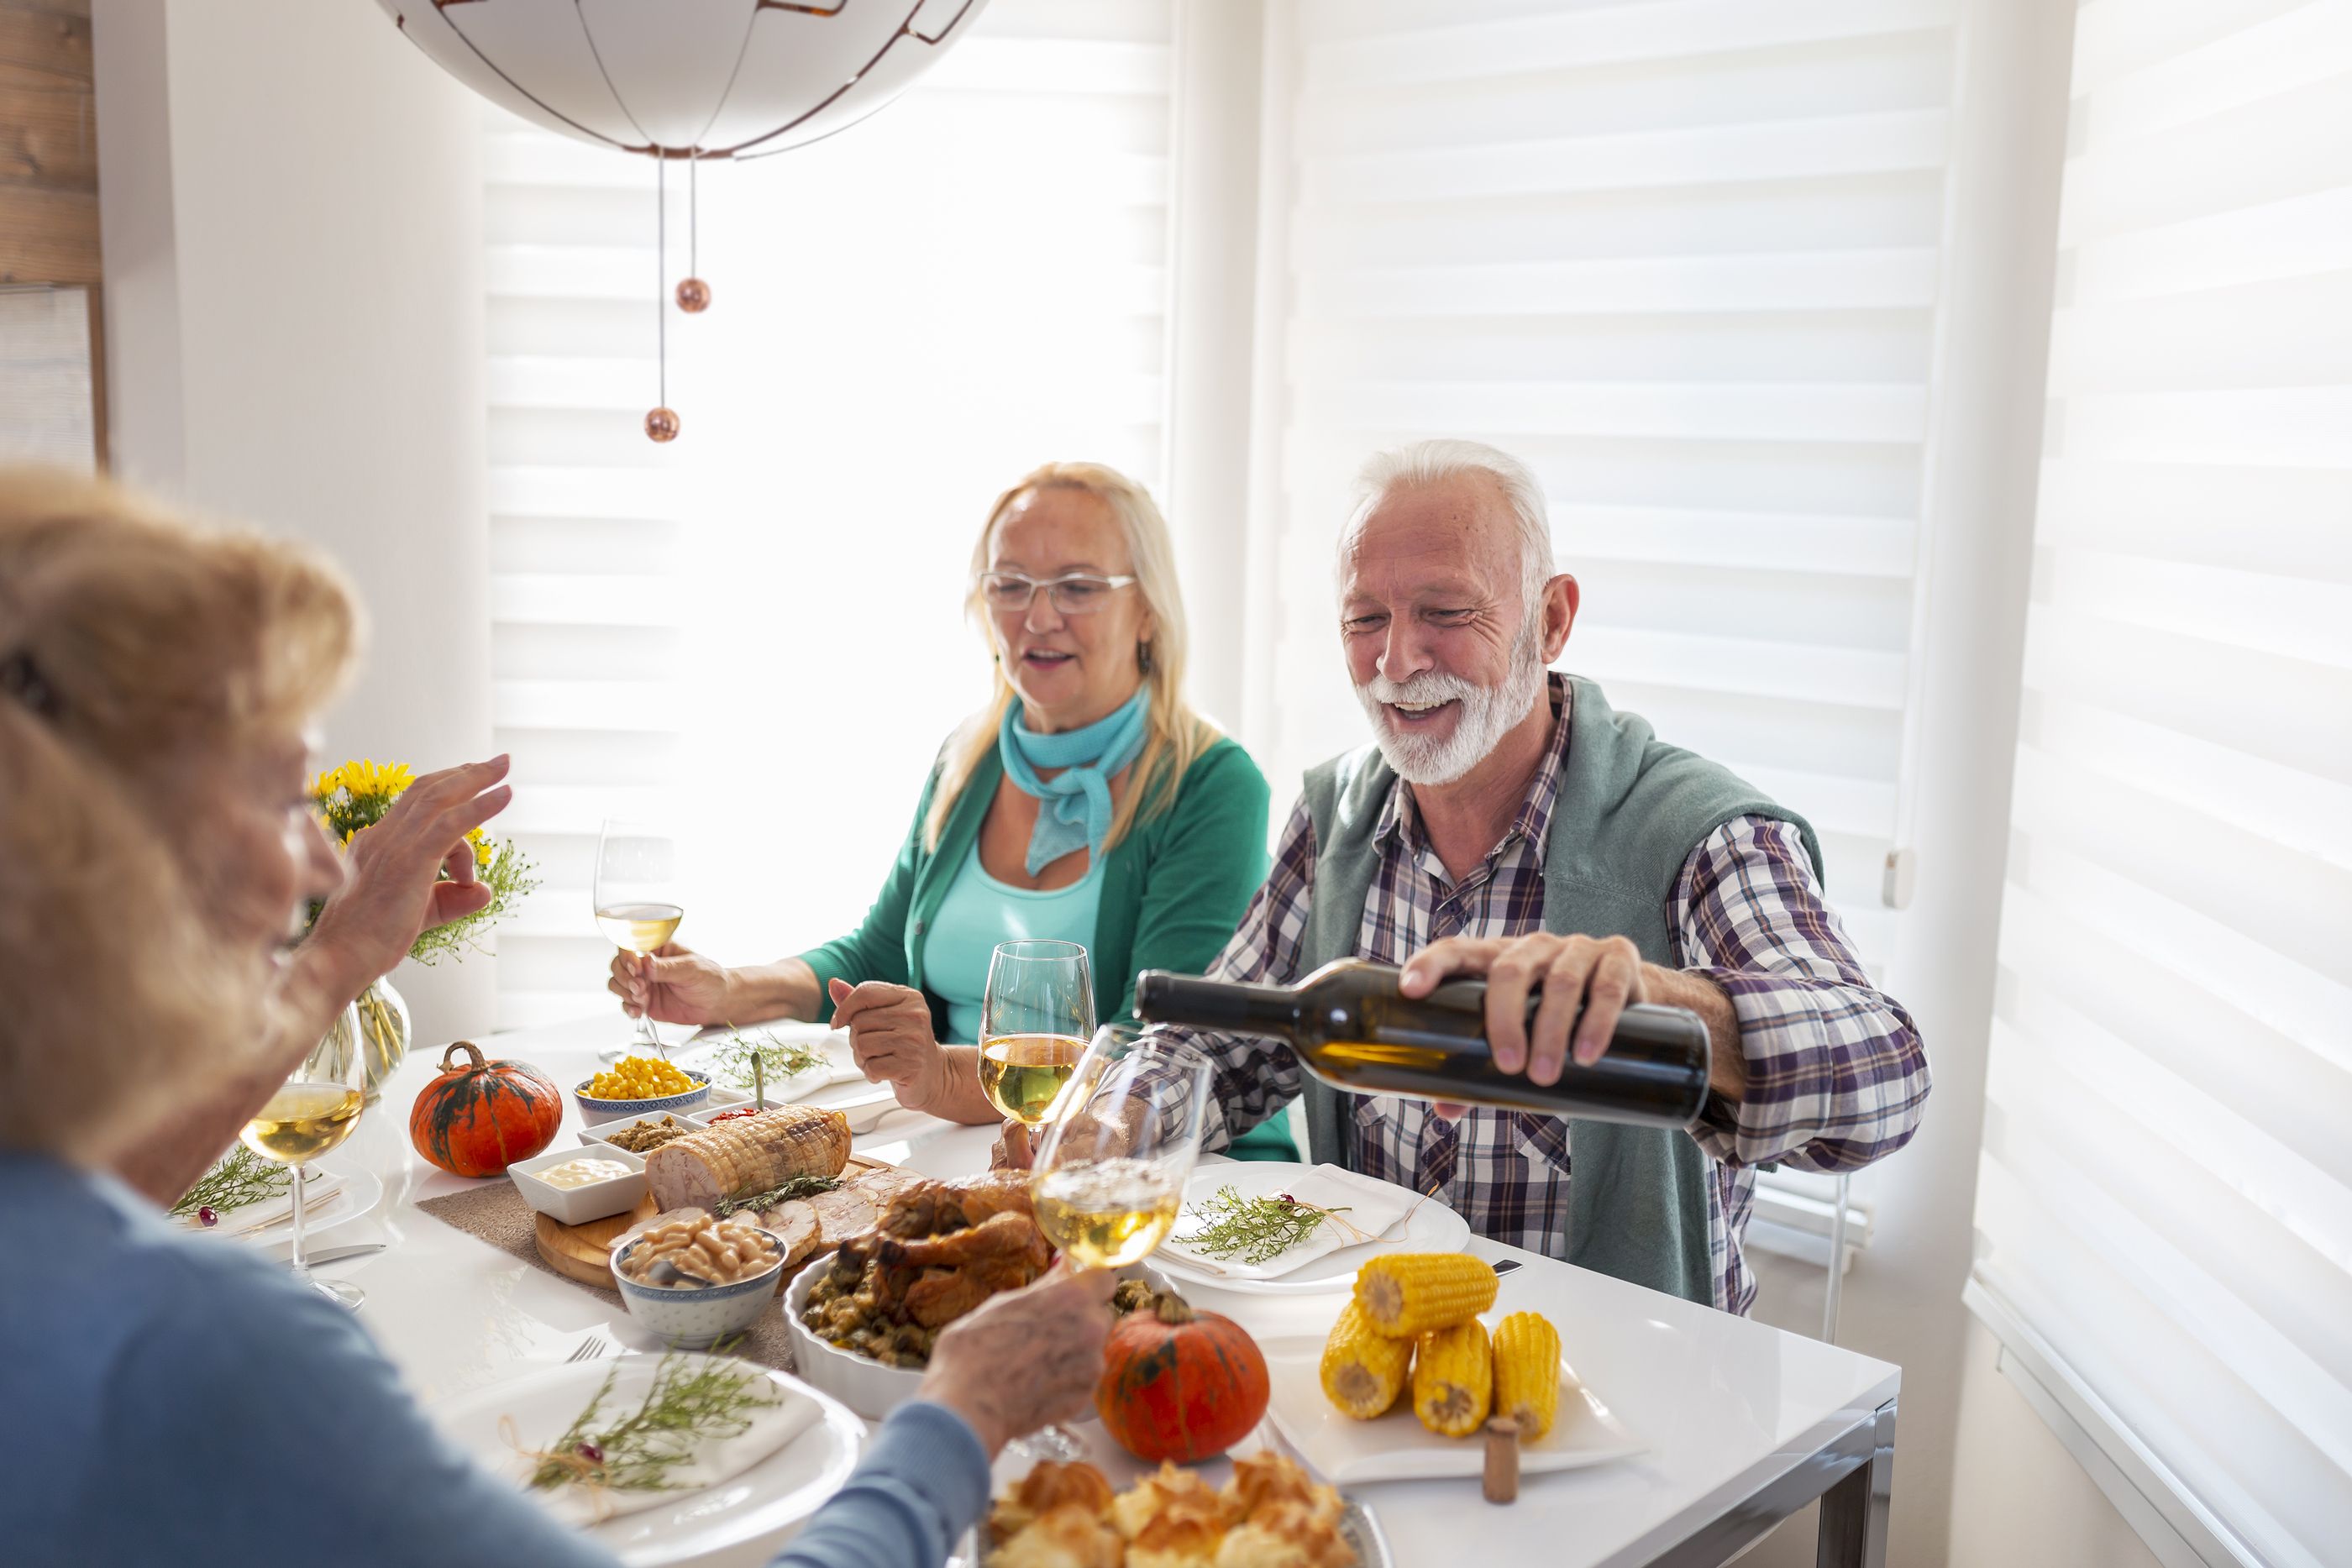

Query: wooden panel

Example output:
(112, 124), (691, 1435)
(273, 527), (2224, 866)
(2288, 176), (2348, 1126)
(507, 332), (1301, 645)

(0, 5), (92, 89)
(0, 81), (96, 189)
(0, 182), (97, 284)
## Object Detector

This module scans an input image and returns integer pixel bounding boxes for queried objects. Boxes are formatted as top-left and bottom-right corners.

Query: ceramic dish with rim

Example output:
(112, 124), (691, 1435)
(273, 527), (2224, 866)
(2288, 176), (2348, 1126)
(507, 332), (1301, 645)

(612, 1224), (788, 1349)
(508, 1145), (648, 1226)
(785, 1259), (1170, 1419)
(1256, 1325), (1642, 1483)
(573, 1068), (712, 1125)
(431, 1356), (864, 1566)
(579, 1108), (712, 1151)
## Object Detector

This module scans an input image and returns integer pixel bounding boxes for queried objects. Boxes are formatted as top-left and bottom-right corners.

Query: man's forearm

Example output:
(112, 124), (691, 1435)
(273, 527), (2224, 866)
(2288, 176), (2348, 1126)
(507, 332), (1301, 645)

(1643, 963), (1746, 1105)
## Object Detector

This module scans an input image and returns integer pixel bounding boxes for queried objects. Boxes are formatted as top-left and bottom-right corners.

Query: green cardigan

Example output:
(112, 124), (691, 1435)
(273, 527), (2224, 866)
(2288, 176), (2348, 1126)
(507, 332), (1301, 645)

(799, 736), (1273, 1034)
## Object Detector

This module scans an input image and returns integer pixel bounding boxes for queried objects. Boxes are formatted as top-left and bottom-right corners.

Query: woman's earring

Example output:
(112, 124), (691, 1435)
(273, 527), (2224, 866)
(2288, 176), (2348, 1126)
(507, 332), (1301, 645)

(1137, 640), (1154, 675)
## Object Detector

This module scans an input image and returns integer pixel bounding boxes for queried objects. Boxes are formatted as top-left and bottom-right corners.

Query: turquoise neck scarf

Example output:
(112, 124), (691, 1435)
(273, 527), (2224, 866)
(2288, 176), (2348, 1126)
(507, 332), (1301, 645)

(998, 687), (1151, 876)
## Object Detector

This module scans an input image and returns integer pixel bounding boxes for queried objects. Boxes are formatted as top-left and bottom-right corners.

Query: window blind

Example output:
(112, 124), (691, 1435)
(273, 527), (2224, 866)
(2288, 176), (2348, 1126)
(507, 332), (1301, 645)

(1253, 0), (1971, 982)
(483, 0), (1176, 1029)
(1968, 3), (2352, 1564)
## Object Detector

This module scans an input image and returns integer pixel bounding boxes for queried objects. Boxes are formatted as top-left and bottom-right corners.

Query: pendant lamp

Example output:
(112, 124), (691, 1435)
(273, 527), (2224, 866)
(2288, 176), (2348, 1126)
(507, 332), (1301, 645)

(380, 0), (995, 439)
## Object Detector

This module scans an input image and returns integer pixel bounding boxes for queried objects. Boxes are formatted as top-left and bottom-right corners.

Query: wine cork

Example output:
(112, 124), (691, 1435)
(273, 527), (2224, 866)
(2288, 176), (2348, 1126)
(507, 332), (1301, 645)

(1483, 1417), (1521, 1503)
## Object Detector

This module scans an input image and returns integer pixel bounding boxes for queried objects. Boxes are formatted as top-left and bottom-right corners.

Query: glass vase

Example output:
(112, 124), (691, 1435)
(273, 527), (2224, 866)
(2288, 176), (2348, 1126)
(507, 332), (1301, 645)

(354, 974), (412, 1106)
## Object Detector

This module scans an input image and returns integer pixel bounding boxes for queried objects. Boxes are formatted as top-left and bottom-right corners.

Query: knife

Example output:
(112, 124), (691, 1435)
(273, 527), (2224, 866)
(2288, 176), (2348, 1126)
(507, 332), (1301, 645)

(294, 1243), (386, 1266)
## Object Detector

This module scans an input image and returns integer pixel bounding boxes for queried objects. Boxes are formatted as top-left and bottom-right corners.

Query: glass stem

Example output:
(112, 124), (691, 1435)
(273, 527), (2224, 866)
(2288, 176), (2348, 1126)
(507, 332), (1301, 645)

(636, 1004), (664, 1057)
(286, 1162), (310, 1282)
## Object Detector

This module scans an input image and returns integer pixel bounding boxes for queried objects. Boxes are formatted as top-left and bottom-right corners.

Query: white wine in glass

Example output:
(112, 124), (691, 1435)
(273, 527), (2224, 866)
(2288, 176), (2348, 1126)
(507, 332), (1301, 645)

(595, 817), (685, 1062)
(1027, 1024), (1213, 1269)
(242, 1001), (369, 1309)
(978, 940), (1094, 1126)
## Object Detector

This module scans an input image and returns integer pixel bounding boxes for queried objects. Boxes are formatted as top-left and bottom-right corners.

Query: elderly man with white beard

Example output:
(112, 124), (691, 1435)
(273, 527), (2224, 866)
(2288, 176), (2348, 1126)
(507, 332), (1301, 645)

(1154, 438), (1930, 1314)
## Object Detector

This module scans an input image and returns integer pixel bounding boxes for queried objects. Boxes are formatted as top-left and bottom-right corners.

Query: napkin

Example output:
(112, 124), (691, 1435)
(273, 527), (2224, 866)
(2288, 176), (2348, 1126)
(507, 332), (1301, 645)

(528, 1382), (820, 1526)
(1163, 1164), (1421, 1282)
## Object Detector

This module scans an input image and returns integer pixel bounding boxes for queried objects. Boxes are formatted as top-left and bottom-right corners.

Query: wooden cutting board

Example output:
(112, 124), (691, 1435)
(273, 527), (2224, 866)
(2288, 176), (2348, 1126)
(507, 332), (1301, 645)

(532, 1154), (900, 1291)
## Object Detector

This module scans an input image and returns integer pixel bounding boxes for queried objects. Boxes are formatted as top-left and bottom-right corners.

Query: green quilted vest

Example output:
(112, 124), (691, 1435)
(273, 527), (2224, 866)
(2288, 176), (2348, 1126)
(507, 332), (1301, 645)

(1295, 676), (1821, 1308)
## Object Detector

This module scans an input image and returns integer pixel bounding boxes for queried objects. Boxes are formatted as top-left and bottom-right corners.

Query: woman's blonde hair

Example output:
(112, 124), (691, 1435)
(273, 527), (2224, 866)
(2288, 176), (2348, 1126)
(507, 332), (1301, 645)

(0, 466), (360, 1160)
(922, 461), (1214, 854)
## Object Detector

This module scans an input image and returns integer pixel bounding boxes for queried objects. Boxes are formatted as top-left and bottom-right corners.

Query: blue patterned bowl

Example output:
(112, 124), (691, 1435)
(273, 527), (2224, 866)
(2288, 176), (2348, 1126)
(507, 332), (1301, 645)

(573, 1069), (711, 1125)
(612, 1226), (787, 1348)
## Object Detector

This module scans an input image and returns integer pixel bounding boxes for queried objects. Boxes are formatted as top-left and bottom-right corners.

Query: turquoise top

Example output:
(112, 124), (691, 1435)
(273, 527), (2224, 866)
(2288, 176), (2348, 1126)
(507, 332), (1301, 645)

(921, 839), (1105, 1043)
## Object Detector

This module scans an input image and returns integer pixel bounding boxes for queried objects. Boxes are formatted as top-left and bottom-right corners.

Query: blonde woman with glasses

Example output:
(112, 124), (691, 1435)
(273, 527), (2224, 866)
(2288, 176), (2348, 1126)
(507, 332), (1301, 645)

(611, 461), (1292, 1156)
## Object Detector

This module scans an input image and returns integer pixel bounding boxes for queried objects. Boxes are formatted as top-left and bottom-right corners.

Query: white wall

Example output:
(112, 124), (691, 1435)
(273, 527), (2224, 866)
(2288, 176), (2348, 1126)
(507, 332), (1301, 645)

(93, 0), (497, 1047)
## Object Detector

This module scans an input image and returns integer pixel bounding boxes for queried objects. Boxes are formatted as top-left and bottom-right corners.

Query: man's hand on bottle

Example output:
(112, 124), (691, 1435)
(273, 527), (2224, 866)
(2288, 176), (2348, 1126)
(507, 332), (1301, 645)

(1399, 933), (1651, 1120)
(1401, 933), (1746, 1114)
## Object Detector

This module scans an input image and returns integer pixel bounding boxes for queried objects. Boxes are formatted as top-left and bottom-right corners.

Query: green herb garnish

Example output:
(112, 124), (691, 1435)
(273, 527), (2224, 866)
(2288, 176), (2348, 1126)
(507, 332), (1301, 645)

(715, 1172), (843, 1219)
(171, 1144), (291, 1219)
(1180, 1183), (1357, 1265)
(523, 1348), (778, 1497)
(706, 1025), (828, 1093)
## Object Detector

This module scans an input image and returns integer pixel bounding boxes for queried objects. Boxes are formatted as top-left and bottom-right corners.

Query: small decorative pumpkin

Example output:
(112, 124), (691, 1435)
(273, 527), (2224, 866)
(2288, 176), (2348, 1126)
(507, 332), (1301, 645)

(407, 1041), (561, 1177)
(1097, 1286), (1270, 1462)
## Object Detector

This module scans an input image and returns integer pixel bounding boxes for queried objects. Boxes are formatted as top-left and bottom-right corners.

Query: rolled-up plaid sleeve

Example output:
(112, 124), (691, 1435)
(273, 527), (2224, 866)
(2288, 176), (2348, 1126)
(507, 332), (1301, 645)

(1675, 815), (1930, 1172)
(1146, 797), (1320, 1151)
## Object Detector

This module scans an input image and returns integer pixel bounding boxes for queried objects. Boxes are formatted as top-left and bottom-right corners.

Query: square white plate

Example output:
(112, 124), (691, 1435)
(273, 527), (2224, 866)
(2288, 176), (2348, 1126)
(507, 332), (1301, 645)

(1153, 1162), (1472, 1296)
(1258, 1329), (1642, 1484)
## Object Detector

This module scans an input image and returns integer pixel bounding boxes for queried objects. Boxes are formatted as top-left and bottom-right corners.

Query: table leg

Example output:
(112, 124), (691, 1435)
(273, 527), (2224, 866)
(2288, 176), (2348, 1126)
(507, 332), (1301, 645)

(1815, 1398), (1897, 1568)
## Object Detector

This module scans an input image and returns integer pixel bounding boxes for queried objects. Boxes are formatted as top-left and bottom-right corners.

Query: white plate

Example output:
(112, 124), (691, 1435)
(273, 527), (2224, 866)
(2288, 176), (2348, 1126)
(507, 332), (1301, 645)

(432, 1355), (865, 1566)
(1259, 1329), (1642, 1484)
(1152, 1162), (1470, 1296)
(179, 1164), (384, 1247)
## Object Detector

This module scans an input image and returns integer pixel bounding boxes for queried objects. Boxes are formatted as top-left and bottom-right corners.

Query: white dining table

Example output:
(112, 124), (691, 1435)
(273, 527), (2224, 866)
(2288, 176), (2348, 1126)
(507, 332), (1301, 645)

(307, 1015), (1899, 1568)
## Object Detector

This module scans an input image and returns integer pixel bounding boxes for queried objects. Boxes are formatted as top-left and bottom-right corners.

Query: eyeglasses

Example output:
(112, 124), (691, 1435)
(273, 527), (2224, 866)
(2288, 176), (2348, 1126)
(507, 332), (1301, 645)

(976, 570), (1137, 615)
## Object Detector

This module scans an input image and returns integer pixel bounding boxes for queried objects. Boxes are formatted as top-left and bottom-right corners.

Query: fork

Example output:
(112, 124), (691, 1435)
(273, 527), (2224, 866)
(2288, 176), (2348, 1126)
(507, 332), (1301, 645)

(565, 1332), (615, 1364)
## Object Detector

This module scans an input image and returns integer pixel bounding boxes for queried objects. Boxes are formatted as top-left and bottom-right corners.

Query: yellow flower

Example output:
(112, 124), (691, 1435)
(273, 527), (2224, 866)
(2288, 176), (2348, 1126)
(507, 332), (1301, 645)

(466, 826), (493, 870)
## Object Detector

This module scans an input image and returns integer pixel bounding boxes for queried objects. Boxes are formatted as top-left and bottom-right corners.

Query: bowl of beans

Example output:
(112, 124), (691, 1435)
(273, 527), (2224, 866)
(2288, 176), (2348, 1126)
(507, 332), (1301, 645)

(612, 1213), (788, 1348)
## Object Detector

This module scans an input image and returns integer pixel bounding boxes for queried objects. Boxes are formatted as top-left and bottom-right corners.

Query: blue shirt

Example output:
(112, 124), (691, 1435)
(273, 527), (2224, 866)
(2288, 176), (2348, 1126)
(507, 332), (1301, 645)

(921, 838), (1105, 1043)
(0, 1151), (990, 1568)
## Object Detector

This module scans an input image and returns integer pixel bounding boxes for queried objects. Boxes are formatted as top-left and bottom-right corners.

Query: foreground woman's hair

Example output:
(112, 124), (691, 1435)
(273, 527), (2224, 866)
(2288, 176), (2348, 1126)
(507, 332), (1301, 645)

(0, 467), (357, 1165)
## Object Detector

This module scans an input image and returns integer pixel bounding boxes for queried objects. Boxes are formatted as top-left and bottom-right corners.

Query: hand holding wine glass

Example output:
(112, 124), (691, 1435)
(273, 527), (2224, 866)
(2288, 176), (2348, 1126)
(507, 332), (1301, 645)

(594, 817), (685, 1061)
(240, 1001), (369, 1308)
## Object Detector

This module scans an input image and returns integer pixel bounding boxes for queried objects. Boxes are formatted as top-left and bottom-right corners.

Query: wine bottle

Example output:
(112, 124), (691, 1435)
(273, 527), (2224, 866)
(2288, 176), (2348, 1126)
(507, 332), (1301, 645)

(1133, 957), (1712, 1129)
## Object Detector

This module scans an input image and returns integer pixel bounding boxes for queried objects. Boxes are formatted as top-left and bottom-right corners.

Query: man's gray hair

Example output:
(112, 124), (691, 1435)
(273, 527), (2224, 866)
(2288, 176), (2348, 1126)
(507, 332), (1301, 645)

(1340, 438), (1555, 609)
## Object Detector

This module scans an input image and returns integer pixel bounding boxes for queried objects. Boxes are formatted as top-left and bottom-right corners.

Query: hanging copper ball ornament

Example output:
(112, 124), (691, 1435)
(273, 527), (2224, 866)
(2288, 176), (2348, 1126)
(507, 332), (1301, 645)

(675, 277), (711, 313)
(644, 406), (681, 443)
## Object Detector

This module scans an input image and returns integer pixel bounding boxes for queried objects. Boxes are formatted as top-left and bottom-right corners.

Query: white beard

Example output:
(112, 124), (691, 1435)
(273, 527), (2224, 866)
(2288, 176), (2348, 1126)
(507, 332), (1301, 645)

(1354, 626), (1547, 787)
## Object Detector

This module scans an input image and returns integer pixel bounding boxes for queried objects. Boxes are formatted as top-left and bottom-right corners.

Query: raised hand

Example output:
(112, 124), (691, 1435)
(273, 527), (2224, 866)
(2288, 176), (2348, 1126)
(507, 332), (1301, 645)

(307, 755), (512, 994)
(827, 977), (953, 1114)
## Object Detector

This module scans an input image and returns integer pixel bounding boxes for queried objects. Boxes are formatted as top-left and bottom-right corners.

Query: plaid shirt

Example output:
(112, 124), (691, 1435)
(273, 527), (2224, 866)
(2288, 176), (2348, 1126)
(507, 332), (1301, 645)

(1168, 674), (1929, 1314)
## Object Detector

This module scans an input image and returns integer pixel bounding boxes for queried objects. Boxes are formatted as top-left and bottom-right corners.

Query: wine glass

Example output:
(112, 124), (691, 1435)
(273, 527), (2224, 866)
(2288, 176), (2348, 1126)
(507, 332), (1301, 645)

(1028, 1023), (1215, 1270)
(595, 816), (685, 1062)
(240, 1001), (369, 1309)
(1020, 1023), (1215, 1458)
(979, 940), (1095, 1126)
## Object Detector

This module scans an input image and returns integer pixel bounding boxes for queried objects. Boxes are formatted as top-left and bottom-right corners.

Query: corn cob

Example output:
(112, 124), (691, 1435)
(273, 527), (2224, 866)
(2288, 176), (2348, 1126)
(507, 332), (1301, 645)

(1411, 1319), (1492, 1438)
(1320, 1302), (1415, 1419)
(1353, 1252), (1499, 1336)
(1492, 1312), (1562, 1439)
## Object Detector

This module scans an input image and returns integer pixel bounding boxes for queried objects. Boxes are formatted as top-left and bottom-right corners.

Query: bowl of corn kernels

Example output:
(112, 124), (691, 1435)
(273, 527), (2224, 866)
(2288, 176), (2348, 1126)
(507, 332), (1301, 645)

(574, 1053), (711, 1125)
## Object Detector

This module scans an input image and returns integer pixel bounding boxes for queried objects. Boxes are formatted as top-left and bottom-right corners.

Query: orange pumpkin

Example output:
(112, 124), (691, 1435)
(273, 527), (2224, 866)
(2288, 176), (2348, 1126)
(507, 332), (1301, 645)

(1097, 1287), (1269, 1462)
(407, 1041), (562, 1177)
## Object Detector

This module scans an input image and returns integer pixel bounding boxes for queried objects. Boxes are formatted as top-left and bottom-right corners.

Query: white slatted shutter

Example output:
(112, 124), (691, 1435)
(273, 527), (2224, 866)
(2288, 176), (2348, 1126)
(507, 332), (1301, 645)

(1252, 0), (1970, 978)
(484, 0), (1176, 1029)
(1968, 3), (2352, 1564)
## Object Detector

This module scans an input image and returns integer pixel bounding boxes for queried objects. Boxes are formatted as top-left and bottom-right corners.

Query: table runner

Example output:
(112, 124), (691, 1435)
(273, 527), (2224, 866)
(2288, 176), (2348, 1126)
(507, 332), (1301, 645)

(414, 1182), (806, 1373)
